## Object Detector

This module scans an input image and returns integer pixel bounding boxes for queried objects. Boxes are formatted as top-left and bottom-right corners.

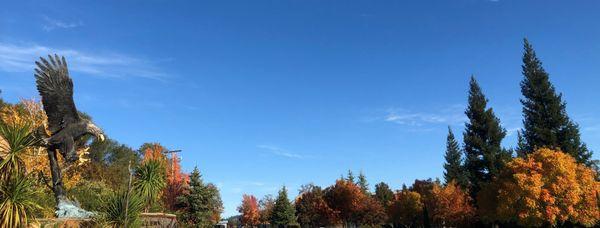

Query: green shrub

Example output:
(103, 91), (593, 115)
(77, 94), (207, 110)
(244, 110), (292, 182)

(29, 185), (55, 218)
(98, 190), (144, 227)
(0, 174), (42, 227)
(69, 180), (114, 212)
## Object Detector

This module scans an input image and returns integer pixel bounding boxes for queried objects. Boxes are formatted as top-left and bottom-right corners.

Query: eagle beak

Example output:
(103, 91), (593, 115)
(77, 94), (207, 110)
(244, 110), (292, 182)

(98, 134), (105, 142)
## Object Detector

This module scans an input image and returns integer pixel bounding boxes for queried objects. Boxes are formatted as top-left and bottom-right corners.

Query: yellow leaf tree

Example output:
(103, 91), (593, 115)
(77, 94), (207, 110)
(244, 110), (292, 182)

(493, 148), (600, 226)
(0, 100), (87, 190)
(429, 181), (475, 226)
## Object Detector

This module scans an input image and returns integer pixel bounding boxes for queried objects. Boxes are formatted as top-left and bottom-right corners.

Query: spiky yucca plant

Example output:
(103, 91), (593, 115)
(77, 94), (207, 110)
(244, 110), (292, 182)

(0, 174), (42, 228)
(0, 121), (41, 180)
(133, 159), (166, 212)
(100, 190), (144, 227)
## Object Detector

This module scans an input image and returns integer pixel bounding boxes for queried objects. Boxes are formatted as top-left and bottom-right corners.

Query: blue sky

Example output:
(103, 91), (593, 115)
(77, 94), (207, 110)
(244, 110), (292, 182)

(2, 0), (600, 217)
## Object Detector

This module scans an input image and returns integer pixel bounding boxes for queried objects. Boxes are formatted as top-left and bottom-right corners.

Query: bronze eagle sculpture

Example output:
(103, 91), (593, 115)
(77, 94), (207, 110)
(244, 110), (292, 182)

(34, 55), (105, 163)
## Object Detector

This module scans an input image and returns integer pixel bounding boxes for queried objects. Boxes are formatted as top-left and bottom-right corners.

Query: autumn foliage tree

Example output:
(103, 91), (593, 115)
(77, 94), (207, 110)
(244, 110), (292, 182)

(356, 196), (387, 227)
(323, 179), (386, 227)
(259, 194), (275, 224)
(238, 194), (260, 227)
(324, 179), (365, 226)
(163, 153), (188, 211)
(490, 148), (600, 226)
(142, 143), (168, 164)
(295, 184), (339, 227)
(388, 189), (423, 227)
(429, 181), (475, 227)
(0, 100), (89, 192)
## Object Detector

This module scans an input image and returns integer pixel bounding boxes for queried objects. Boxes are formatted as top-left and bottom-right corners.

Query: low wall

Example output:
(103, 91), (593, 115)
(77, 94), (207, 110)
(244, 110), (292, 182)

(31, 213), (177, 227)
(30, 218), (94, 228)
(140, 213), (177, 227)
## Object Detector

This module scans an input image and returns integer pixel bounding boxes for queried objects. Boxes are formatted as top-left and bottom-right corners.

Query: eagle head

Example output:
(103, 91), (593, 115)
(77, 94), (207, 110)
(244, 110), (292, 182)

(84, 120), (105, 142)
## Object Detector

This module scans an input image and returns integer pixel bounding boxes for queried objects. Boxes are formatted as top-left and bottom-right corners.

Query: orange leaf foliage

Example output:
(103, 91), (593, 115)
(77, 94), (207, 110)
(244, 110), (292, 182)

(323, 179), (365, 223)
(0, 100), (49, 176)
(429, 181), (475, 226)
(295, 186), (339, 226)
(142, 143), (167, 164)
(494, 148), (600, 226)
(163, 153), (188, 211)
(388, 189), (423, 227)
(238, 194), (261, 226)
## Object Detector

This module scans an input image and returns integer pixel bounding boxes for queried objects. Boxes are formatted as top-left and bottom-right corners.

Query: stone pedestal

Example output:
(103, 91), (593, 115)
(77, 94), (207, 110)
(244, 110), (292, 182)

(140, 213), (177, 228)
(29, 218), (93, 228)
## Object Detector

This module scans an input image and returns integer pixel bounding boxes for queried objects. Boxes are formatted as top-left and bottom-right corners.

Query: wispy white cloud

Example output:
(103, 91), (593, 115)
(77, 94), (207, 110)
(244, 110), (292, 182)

(382, 105), (467, 127)
(42, 16), (83, 31)
(257, 144), (304, 159)
(0, 42), (168, 80)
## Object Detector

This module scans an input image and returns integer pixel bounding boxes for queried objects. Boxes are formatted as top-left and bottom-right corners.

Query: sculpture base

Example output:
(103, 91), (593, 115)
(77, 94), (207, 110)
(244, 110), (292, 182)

(55, 198), (95, 218)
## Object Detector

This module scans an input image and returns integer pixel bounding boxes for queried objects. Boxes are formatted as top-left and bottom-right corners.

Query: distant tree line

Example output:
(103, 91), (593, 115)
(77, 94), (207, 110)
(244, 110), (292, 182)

(235, 40), (600, 227)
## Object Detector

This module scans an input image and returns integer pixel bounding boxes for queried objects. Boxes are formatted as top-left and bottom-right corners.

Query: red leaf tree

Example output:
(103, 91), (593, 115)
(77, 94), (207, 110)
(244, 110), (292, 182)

(296, 184), (339, 227)
(163, 153), (189, 211)
(238, 194), (261, 227)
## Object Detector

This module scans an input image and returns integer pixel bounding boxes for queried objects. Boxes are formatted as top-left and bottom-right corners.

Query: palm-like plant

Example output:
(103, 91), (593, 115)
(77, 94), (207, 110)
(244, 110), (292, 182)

(0, 174), (42, 227)
(100, 190), (144, 227)
(0, 121), (41, 180)
(133, 159), (166, 212)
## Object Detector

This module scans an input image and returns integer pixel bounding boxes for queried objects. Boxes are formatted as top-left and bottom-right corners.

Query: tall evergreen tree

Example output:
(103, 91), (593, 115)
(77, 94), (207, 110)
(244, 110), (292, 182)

(270, 186), (296, 227)
(520, 39), (594, 166)
(177, 167), (224, 226)
(515, 131), (527, 158)
(443, 127), (468, 188)
(463, 77), (508, 199)
(374, 182), (394, 207)
(357, 171), (370, 194)
(346, 170), (355, 183)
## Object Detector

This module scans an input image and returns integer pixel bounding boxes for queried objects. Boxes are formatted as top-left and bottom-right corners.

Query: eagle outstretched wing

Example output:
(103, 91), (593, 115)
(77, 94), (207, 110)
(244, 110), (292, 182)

(34, 55), (80, 134)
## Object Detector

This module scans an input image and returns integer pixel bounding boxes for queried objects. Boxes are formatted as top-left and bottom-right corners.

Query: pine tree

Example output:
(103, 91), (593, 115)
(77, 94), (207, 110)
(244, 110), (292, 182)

(516, 131), (527, 158)
(520, 39), (595, 167)
(177, 167), (223, 226)
(357, 171), (370, 194)
(443, 127), (468, 188)
(270, 186), (296, 227)
(463, 77), (508, 199)
(374, 182), (394, 207)
(346, 170), (355, 183)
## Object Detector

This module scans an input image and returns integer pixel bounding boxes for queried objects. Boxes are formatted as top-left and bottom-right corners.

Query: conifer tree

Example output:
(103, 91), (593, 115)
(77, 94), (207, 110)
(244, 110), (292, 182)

(374, 182), (394, 207)
(519, 39), (594, 167)
(463, 77), (508, 199)
(443, 127), (468, 188)
(177, 167), (223, 226)
(357, 171), (370, 195)
(346, 170), (355, 183)
(270, 186), (296, 227)
(516, 131), (527, 158)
